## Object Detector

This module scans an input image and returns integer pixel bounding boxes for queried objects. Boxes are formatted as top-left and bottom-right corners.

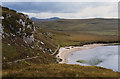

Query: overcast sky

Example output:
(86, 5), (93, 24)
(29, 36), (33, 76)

(1, 0), (119, 2)
(1, 1), (118, 19)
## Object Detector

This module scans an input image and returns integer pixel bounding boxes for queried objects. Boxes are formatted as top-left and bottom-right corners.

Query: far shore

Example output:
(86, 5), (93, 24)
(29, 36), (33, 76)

(56, 43), (111, 64)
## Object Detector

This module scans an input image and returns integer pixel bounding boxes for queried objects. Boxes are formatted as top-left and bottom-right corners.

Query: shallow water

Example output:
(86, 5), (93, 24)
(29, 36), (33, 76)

(67, 45), (119, 71)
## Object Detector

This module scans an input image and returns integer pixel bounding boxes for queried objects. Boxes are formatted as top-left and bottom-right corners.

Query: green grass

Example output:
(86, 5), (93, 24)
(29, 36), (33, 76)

(34, 19), (118, 34)
(34, 19), (119, 47)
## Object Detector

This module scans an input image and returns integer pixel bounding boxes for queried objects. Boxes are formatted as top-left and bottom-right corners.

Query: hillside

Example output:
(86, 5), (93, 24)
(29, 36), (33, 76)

(33, 19), (119, 46)
(3, 64), (119, 77)
(1, 6), (119, 78)
(34, 18), (118, 32)
(2, 6), (57, 67)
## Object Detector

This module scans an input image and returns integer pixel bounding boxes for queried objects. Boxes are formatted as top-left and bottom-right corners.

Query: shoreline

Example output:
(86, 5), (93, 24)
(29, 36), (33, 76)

(56, 44), (109, 64)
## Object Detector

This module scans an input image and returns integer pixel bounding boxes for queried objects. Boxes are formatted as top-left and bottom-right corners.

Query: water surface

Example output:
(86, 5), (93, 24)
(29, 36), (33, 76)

(67, 45), (119, 71)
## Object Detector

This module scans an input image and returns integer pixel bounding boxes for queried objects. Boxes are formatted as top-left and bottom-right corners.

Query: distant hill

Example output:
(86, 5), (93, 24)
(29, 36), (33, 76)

(33, 18), (118, 32)
(31, 17), (61, 21)
(33, 18), (119, 46)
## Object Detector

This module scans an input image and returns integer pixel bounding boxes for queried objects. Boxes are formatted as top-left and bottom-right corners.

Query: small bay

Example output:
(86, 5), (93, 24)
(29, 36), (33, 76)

(67, 45), (119, 72)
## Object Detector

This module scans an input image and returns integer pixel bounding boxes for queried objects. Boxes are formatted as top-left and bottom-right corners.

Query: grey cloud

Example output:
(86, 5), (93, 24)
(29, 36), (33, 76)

(2, 2), (115, 13)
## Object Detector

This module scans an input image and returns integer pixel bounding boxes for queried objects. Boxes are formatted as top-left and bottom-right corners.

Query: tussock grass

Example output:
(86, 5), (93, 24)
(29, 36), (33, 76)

(3, 64), (119, 77)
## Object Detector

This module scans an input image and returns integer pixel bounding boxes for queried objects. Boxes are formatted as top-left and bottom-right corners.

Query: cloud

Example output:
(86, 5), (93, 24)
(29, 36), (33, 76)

(1, 0), (119, 2)
(2, 2), (118, 19)
(22, 3), (118, 19)
(3, 2), (112, 13)
(3, 2), (82, 13)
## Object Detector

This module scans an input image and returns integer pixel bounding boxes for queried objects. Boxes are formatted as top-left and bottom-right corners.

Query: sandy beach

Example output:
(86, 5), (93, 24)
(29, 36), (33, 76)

(56, 44), (108, 64)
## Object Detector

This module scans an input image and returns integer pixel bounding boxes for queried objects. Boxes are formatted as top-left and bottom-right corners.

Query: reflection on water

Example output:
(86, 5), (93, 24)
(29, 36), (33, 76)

(67, 45), (119, 71)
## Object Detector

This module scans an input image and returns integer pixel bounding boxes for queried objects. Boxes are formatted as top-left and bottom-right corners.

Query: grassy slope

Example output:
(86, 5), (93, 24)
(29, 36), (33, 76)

(3, 64), (119, 77)
(35, 19), (118, 32)
(34, 19), (119, 46)
(2, 7), (35, 63)
(2, 7), (57, 67)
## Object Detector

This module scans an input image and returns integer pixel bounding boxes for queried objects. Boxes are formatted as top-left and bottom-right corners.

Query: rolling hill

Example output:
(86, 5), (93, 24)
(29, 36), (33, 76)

(34, 18), (119, 46)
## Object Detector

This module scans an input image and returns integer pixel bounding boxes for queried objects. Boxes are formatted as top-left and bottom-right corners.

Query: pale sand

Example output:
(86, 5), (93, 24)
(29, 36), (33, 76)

(56, 44), (108, 64)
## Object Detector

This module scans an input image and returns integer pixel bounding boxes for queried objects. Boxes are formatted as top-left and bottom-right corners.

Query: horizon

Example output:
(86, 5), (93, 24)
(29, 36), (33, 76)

(2, 2), (118, 19)
(31, 16), (118, 19)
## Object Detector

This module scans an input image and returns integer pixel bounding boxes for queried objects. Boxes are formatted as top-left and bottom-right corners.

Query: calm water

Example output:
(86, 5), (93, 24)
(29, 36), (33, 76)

(67, 45), (119, 71)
